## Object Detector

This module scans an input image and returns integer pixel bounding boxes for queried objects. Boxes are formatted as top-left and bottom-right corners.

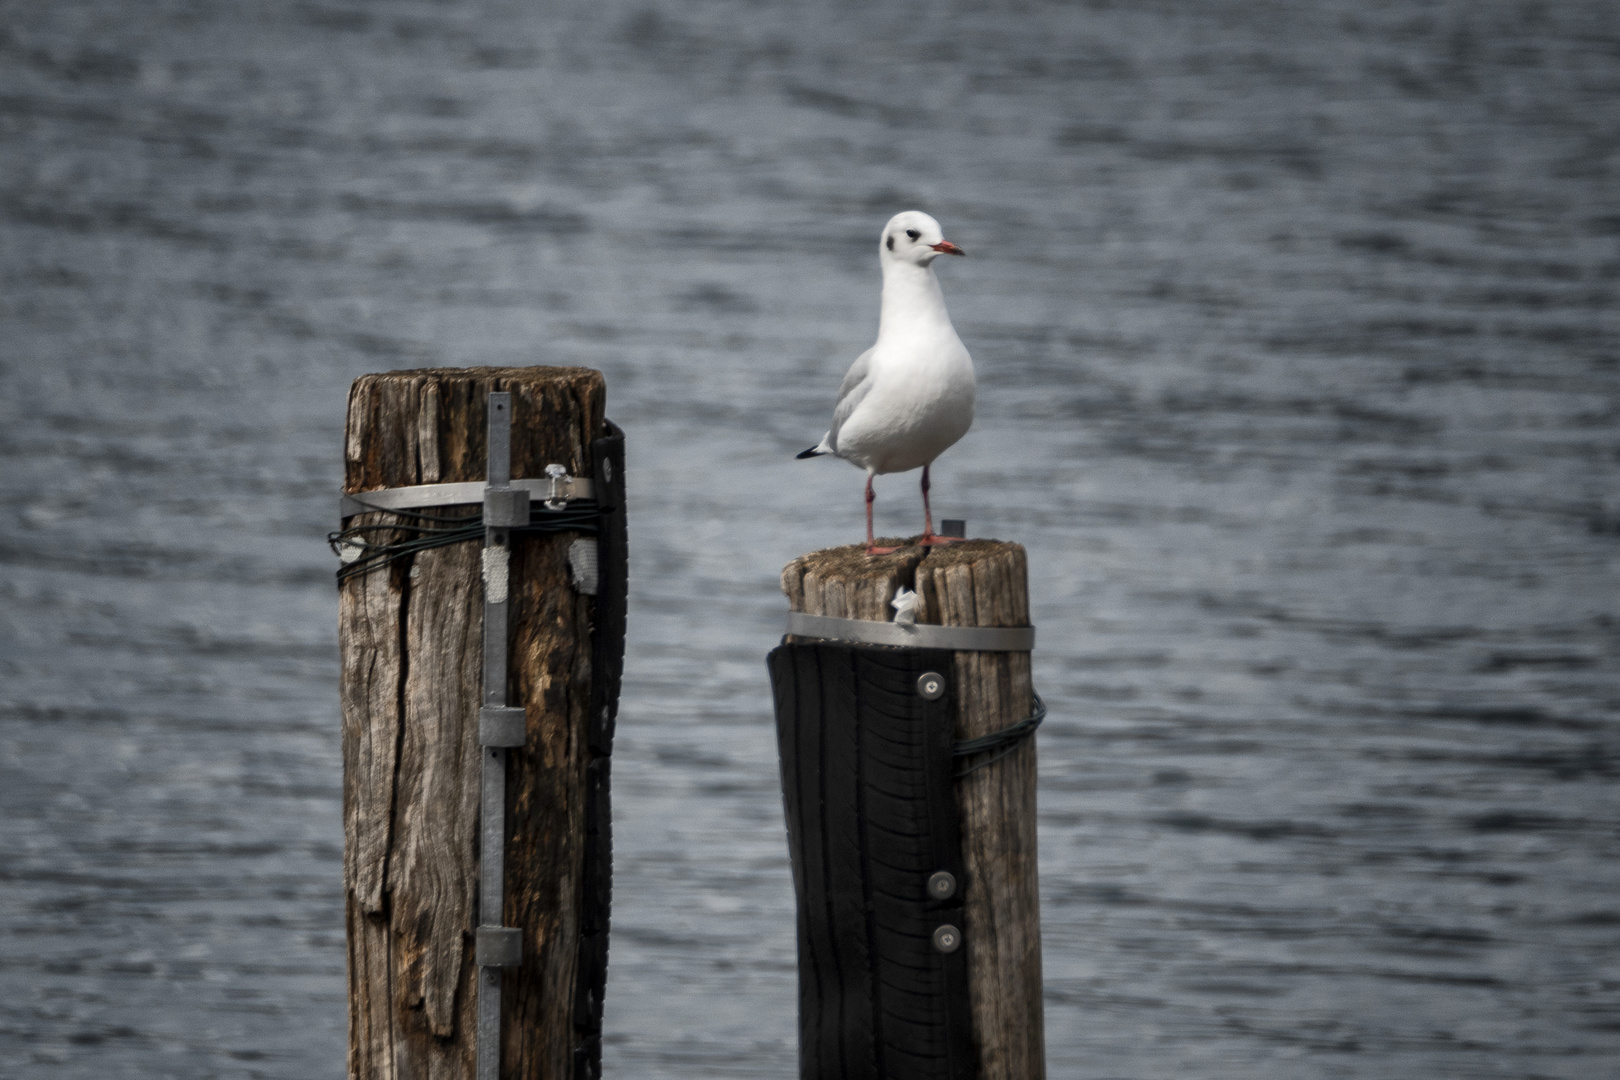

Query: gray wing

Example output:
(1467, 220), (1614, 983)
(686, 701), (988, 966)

(825, 348), (875, 453)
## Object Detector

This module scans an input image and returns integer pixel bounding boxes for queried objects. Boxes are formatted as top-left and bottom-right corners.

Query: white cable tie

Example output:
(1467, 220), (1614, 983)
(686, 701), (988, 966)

(482, 546), (510, 604)
(567, 538), (599, 595)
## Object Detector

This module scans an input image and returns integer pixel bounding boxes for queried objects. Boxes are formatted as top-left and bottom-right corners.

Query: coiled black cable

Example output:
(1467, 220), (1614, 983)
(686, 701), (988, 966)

(952, 692), (1046, 776)
(329, 500), (600, 582)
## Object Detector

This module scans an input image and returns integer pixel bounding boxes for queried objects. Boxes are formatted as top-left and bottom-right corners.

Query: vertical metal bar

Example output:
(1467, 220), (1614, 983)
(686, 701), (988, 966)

(478, 391), (513, 1080)
(480, 745), (507, 922)
(480, 601), (507, 922)
(487, 393), (512, 487)
(477, 947), (501, 1080)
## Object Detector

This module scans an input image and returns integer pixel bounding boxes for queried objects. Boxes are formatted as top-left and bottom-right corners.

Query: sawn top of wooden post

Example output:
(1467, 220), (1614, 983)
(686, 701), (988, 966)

(781, 538), (1029, 632)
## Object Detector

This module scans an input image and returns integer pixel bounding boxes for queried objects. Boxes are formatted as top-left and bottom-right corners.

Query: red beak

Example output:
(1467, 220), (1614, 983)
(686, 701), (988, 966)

(930, 240), (966, 256)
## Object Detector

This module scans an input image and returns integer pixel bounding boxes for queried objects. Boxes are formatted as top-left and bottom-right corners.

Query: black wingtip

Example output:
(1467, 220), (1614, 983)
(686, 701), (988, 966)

(795, 447), (822, 459)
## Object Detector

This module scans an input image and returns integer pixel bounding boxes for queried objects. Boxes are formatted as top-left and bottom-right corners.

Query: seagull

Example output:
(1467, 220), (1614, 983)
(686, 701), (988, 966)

(797, 210), (975, 555)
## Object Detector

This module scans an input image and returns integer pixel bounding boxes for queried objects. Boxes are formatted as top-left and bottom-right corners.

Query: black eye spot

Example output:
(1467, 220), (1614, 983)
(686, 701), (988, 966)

(905, 229), (920, 240)
(886, 235), (895, 251)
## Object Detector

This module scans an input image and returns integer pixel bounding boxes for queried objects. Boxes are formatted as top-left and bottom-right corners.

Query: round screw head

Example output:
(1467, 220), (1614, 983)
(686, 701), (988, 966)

(917, 672), (945, 700)
(927, 871), (957, 900)
(932, 924), (962, 953)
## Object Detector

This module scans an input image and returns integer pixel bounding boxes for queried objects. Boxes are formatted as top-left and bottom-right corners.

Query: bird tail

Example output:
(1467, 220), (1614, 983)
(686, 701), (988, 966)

(796, 434), (833, 459)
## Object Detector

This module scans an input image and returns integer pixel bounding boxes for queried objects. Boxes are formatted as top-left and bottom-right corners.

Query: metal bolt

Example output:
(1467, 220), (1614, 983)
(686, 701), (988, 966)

(544, 463), (569, 510)
(932, 924), (961, 953)
(917, 672), (945, 700)
(927, 871), (957, 900)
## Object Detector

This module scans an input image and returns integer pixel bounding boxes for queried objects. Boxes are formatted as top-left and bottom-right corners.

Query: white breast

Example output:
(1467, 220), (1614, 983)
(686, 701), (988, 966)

(835, 332), (976, 475)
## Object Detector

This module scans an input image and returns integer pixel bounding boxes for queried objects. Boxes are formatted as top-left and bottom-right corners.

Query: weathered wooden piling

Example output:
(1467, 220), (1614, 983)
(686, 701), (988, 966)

(338, 367), (625, 1080)
(770, 539), (1045, 1080)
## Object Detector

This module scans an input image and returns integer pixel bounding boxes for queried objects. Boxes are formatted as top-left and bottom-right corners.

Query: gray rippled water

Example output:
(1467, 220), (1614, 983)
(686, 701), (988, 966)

(2, 1), (1618, 1077)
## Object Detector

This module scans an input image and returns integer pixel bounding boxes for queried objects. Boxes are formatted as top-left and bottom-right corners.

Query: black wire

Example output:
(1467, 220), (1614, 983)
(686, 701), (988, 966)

(329, 501), (601, 582)
(953, 692), (1045, 777)
(336, 497), (1042, 771)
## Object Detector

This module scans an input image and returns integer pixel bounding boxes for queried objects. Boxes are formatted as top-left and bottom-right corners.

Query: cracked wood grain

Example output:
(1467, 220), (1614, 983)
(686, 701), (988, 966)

(340, 367), (605, 1080)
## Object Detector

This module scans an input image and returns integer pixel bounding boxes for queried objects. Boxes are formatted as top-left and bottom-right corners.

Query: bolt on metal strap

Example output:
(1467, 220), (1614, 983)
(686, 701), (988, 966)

(477, 392), (527, 1080)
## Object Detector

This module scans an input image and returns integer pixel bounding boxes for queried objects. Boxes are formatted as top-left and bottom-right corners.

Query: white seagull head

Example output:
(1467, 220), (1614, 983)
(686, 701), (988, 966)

(879, 210), (966, 268)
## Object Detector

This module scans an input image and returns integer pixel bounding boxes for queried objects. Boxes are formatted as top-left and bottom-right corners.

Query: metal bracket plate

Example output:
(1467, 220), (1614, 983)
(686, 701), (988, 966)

(479, 706), (527, 748)
(483, 486), (530, 529)
(476, 925), (523, 968)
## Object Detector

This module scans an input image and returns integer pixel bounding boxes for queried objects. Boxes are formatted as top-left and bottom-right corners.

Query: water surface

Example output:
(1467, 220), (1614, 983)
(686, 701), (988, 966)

(2, 1), (1618, 1077)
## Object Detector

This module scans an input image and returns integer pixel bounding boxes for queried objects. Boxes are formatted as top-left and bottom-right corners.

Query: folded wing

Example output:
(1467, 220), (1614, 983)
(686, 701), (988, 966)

(825, 348), (875, 455)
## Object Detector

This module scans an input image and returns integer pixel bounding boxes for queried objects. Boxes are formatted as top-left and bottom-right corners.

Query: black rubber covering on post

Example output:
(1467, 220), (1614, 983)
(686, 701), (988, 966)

(574, 420), (627, 1080)
(767, 641), (975, 1080)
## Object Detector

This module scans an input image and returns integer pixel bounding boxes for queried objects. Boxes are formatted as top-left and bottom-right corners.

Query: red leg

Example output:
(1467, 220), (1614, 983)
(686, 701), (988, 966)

(921, 464), (934, 539)
(865, 473), (875, 548)
(917, 463), (963, 547)
(865, 473), (901, 555)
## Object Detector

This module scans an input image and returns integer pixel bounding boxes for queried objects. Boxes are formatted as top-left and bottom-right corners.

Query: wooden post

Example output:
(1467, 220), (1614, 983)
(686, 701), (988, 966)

(775, 539), (1045, 1080)
(338, 367), (625, 1080)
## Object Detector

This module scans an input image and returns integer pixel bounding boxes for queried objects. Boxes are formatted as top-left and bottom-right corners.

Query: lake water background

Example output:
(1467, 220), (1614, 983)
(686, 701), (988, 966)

(2, 1), (1618, 1077)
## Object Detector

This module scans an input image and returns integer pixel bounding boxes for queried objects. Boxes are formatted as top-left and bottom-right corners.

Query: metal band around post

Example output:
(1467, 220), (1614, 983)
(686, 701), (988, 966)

(338, 475), (595, 518)
(785, 611), (1036, 652)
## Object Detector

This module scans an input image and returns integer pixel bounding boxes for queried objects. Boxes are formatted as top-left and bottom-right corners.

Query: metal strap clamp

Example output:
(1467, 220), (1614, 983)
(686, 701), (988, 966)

(339, 473), (594, 519)
(785, 611), (1036, 652)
